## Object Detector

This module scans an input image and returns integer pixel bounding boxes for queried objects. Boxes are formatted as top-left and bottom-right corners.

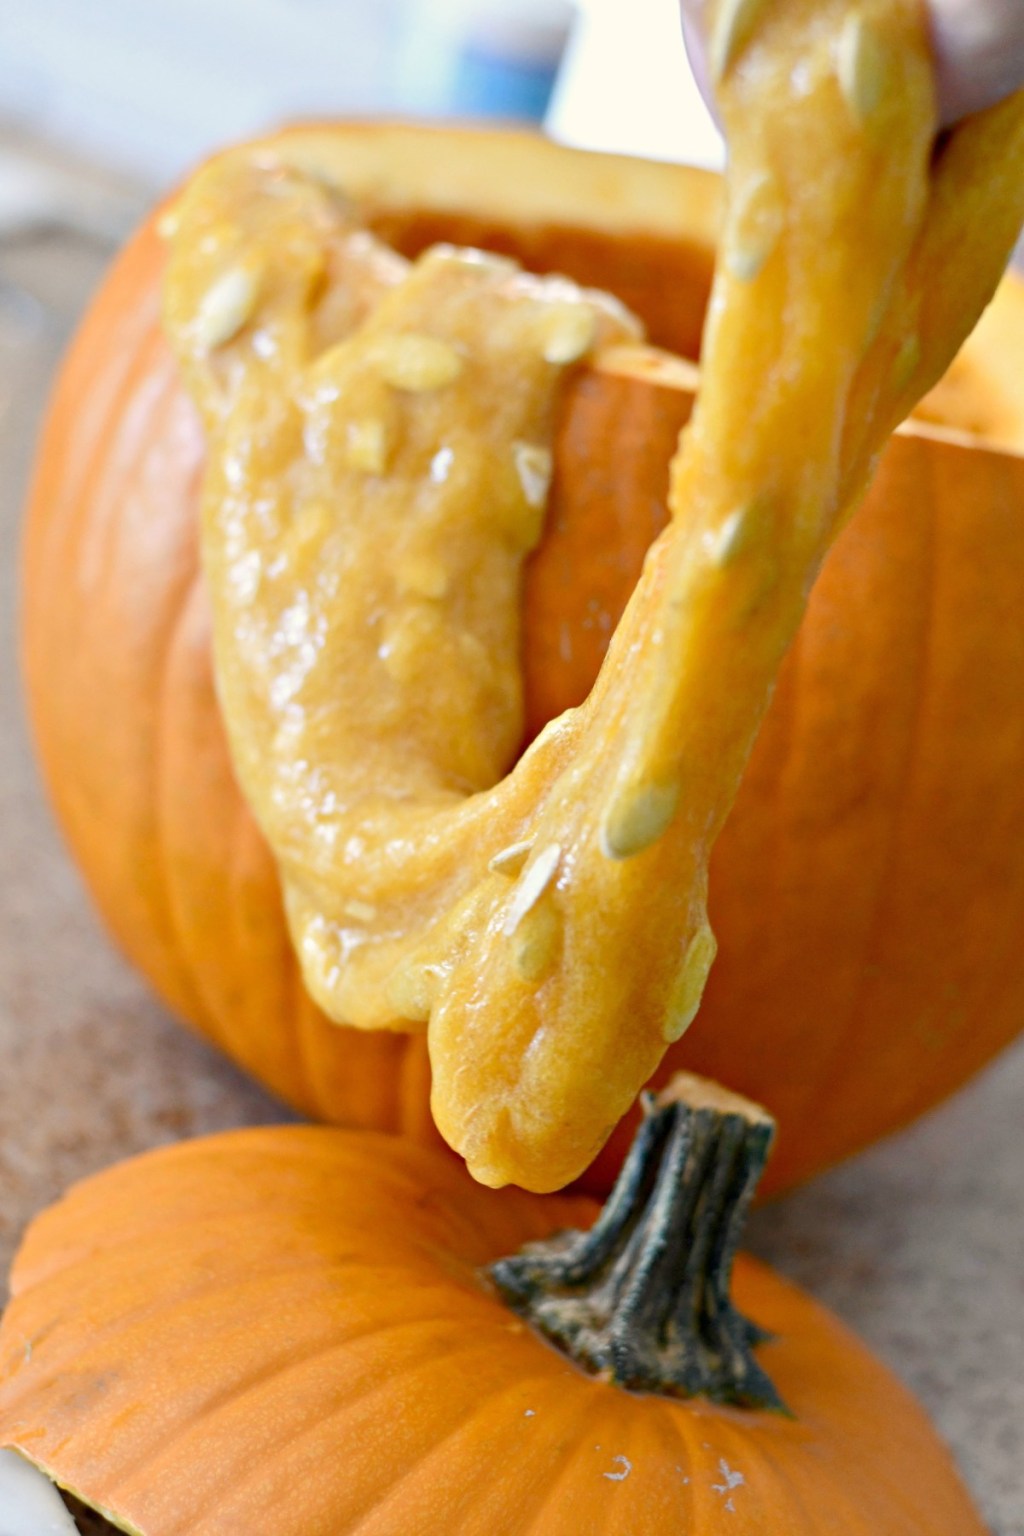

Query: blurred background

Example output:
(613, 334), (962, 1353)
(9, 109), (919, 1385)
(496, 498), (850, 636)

(0, 6), (1022, 1535)
(0, 0), (722, 458)
(0, 0), (719, 246)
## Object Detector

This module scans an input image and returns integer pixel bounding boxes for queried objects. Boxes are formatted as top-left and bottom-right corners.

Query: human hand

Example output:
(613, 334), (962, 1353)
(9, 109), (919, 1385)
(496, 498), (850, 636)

(681, 0), (1024, 124)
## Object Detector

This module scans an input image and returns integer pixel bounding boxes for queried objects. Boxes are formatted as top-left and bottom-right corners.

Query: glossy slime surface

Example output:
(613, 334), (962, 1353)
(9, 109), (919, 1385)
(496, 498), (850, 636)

(165, 0), (1024, 1191)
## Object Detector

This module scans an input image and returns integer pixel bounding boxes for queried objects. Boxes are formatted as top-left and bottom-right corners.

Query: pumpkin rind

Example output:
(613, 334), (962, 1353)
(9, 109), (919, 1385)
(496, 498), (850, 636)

(0, 1128), (988, 1535)
(21, 123), (1024, 1193)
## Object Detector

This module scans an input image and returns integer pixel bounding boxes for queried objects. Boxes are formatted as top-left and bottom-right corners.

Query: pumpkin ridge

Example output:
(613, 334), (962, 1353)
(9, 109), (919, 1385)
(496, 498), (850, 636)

(0, 1114), (992, 1534)
(129, 1322), (500, 1506)
(340, 1374), (573, 1536)
(192, 1331), (523, 1532)
(66, 350), (209, 1027)
(640, 1413), (699, 1531)
(14, 1227), (545, 1350)
(293, 961), (356, 1129)
(39, 270), (164, 599)
(153, 571), (229, 1043)
(287, 901), (335, 1121)
(507, 1395), (648, 1536)
(508, 1423), (604, 1536)
(265, 862), (317, 1111)
(119, 412), (211, 1027)
(724, 1426), (825, 1533)
(222, 782), (296, 1078)
(828, 470), (939, 1117)
(24, 1314), (512, 1531)
(736, 1271), (972, 1536)
(890, 446), (1024, 1111)
(760, 611), (810, 1113)
(848, 444), (1024, 1112)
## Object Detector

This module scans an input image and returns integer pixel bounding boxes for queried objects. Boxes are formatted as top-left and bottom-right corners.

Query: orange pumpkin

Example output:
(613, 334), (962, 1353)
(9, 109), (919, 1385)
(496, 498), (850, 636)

(0, 1079), (989, 1535)
(22, 123), (1024, 1195)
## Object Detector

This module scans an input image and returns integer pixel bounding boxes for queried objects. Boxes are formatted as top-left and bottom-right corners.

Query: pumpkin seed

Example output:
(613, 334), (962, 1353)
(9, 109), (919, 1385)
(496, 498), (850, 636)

(513, 901), (561, 981)
(489, 839), (535, 877)
(194, 265), (259, 351)
(503, 842), (562, 934)
(343, 417), (390, 475)
(514, 442), (554, 509)
(726, 172), (784, 282)
(542, 305), (597, 365)
(662, 924), (718, 1040)
(372, 333), (463, 392)
(837, 13), (888, 124)
(396, 554), (449, 600)
(601, 782), (679, 861)
(892, 331), (922, 394)
(709, 0), (765, 83)
(704, 504), (754, 566)
(342, 898), (378, 923)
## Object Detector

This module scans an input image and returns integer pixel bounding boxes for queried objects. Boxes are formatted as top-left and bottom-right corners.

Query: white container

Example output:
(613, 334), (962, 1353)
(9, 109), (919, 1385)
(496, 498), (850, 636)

(547, 0), (723, 168)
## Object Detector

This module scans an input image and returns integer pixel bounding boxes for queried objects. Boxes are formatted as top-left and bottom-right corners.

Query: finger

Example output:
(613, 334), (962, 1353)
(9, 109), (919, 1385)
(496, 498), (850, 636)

(680, 0), (1024, 128)
(929, 0), (1024, 123)
(680, 0), (717, 124)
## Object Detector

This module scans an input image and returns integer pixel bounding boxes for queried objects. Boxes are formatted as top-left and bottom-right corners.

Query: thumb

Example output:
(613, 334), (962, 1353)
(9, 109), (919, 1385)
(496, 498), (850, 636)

(680, 0), (1024, 126)
(930, 0), (1024, 123)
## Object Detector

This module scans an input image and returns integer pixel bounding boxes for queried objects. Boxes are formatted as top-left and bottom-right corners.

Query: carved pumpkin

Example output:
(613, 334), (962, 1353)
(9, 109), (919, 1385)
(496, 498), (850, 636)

(0, 1079), (989, 1534)
(21, 123), (1024, 1194)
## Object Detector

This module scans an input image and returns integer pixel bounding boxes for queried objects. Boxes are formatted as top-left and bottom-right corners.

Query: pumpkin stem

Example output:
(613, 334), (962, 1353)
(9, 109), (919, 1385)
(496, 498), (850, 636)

(488, 1072), (784, 1410)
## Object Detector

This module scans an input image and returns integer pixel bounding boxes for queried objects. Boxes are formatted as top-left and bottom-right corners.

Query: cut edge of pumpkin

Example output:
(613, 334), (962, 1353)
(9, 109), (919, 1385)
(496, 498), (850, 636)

(153, 119), (1024, 455)
(596, 339), (1024, 461)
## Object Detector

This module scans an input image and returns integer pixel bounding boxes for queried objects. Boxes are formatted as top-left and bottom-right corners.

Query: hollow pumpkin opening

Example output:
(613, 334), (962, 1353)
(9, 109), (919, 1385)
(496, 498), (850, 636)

(370, 209), (717, 363)
(359, 184), (1024, 456)
(324, 159), (1024, 740)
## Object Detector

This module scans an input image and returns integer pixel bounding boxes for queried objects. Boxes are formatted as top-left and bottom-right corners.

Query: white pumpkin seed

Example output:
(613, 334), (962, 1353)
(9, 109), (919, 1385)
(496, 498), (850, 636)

(837, 13), (888, 124)
(489, 839), (535, 877)
(709, 0), (765, 83)
(372, 333), (463, 392)
(194, 265), (259, 351)
(601, 782), (679, 861)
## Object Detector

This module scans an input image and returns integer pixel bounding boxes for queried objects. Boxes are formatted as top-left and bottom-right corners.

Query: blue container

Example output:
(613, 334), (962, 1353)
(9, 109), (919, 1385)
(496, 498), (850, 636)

(394, 0), (574, 123)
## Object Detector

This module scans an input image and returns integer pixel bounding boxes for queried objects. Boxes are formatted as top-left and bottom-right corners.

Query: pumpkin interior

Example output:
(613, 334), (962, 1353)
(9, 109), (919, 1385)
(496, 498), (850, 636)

(377, 210), (1024, 455)
(371, 187), (1024, 810)
(270, 122), (722, 362)
(375, 231), (1017, 454)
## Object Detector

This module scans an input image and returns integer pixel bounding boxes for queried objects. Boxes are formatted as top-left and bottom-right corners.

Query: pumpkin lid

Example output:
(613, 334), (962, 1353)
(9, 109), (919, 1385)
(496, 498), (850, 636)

(0, 1115), (988, 1536)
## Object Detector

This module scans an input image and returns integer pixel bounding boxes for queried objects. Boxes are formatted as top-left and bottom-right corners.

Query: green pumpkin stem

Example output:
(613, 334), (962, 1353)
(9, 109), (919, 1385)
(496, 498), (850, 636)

(488, 1073), (785, 1411)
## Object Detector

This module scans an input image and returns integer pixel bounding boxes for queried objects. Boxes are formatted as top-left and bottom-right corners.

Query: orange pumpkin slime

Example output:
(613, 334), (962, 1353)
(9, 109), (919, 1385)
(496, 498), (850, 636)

(0, 1117), (988, 1535)
(158, 0), (1024, 1191)
(22, 149), (1024, 1193)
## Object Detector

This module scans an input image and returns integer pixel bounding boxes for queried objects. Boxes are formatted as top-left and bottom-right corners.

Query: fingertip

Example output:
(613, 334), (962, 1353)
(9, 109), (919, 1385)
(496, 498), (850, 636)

(679, 0), (720, 126)
(928, 0), (1024, 124)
